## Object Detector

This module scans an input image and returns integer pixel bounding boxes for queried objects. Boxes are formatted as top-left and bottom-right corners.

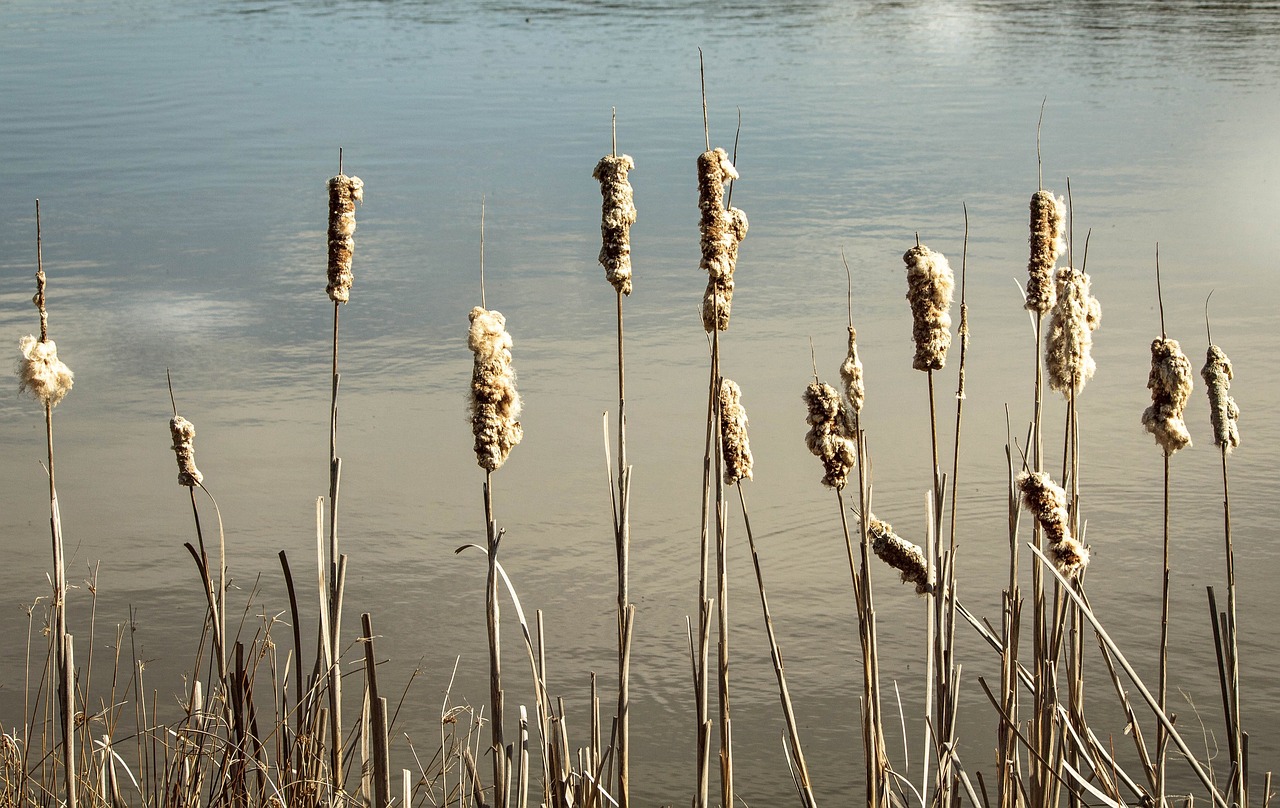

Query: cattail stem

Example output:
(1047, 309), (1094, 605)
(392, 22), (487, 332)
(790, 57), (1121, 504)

(485, 474), (509, 808)
(1156, 453), (1171, 808)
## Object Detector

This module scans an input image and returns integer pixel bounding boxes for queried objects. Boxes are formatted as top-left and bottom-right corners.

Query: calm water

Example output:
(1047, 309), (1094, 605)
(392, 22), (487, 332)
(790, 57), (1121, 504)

(2, 0), (1280, 803)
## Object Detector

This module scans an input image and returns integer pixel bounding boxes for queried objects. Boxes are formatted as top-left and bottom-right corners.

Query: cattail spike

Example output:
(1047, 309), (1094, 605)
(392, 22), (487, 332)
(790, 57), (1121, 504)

(802, 382), (855, 489)
(170, 415), (204, 487)
(593, 152), (637, 296)
(1142, 337), (1193, 455)
(1026, 189), (1065, 314)
(1016, 470), (1090, 579)
(718, 379), (753, 485)
(468, 307), (523, 471)
(326, 171), (364, 304)
(868, 517), (932, 594)
(1045, 265), (1102, 396)
(697, 147), (747, 332)
(903, 242), (954, 371)
(1202, 343), (1240, 453)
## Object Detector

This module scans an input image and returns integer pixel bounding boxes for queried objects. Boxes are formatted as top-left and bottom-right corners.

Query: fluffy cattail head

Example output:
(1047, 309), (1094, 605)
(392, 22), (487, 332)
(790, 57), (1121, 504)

(903, 243), (954, 371)
(840, 326), (865, 416)
(868, 517), (931, 595)
(17, 335), (73, 407)
(326, 173), (364, 304)
(1045, 266), (1102, 396)
(1016, 470), (1090, 579)
(593, 154), (637, 296)
(1026, 190), (1066, 314)
(803, 381), (856, 490)
(170, 415), (204, 487)
(1142, 337), (1193, 455)
(468, 307), (523, 471)
(1202, 344), (1240, 453)
(719, 379), (753, 485)
(698, 148), (747, 332)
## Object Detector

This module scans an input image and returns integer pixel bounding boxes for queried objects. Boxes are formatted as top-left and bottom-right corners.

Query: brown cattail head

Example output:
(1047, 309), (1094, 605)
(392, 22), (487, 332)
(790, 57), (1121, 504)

(593, 154), (637, 296)
(840, 326), (865, 416)
(719, 378), (753, 485)
(1016, 470), (1090, 579)
(326, 173), (364, 304)
(1202, 344), (1240, 453)
(17, 335), (73, 407)
(698, 148), (748, 332)
(903, 243), (954, 371)
(1026, 190), (1066, 314)
(1142, 337), (1193, 455)
(1045, 266), (1102, 396)
(169, 415), (204, 487)
(468, 307), (523, 471)
(803, 381), (856, 490)
(868, 517), (932, 595)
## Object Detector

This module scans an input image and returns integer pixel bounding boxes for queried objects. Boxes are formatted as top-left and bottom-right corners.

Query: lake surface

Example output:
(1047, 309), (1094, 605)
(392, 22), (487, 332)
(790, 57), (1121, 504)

(2, 0), (1279, 804)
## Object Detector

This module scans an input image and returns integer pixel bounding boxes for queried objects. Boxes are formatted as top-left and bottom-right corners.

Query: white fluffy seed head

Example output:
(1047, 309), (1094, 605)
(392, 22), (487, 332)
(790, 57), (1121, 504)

(468, 307), (523, 471)
(1202, 344), (1240, 453)
(1142, 337), (1194, 455)
(1026, 190), (1066, 314)
(1045, 266), (1102, 396)
(840, 326), (865, 416)
(326, 173), (364, 304)
(17, 335), (73, 407)
(698, 148), (747, 332)
(593, 154), (637, 296)
(1016, 470), (1090, 579)
(169, 414), (204, 487)
(868, 516), (932, 595)
(903, 243), (954, 371)
(803, 382), (856, 490)
(718, 378), (753, 485)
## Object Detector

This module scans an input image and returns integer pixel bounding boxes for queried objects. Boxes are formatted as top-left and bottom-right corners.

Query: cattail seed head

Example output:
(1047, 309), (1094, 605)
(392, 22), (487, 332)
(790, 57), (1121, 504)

(593, 154), (637, 296)
(1016, 470), (1090, 579)
(1045, 266), (1102, 396)
(17, 335), (73, 407)
(903, 243), (954, 371)
(326, 173), (364, 304)
(1026, 190), (1066, 314)
(1142, 337), (1194, 455)
(803, 381), (856, 490)
(169, 415), (204, 487)
(468, 307), (523, 471)
(868, 517), (932, 595)
(1202, 344), (1240, 453)
(840, 326), (865, 416)
(718, 379), (753, 485)
(698, 148), (748, 332)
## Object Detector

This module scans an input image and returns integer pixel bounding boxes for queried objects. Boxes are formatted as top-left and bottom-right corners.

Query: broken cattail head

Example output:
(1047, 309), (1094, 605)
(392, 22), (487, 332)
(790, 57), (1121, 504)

(17, 335), (73, 407)
(840, 326), (865, 416)
(593, 154), (637, 296)
(1142, 337), (1193, 455)
(802, 381), (856, 490)
(326, 173), (364, 304)
(468, 307), (523, 471)
(1026, 189), (1066, 314)
(1045, 266), (1102, 397)
(903, 243), (954, 371)
(718, 378), (753, 485)
(1202, 344), (1240, 453)
(868, 517), (931, 595)
(169, 415), (204, 487)
(1016, 470), (1089, 579)
(698, 148), (748, 332)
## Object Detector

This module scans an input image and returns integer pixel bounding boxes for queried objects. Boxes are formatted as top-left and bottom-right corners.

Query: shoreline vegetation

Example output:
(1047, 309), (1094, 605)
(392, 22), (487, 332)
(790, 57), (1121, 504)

(2, 109), (1265, 808)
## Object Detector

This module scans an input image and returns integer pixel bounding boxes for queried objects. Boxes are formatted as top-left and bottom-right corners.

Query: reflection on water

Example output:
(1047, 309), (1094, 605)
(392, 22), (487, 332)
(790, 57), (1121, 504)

(2, 0), (1279, 803)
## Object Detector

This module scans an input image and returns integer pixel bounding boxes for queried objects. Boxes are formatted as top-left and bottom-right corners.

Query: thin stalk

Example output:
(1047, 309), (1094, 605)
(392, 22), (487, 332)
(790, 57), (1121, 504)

(484, 475), (508, 808)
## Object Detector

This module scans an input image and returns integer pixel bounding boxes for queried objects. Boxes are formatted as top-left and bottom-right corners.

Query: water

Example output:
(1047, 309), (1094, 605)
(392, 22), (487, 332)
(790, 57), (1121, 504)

(2, 0), (1279, 803)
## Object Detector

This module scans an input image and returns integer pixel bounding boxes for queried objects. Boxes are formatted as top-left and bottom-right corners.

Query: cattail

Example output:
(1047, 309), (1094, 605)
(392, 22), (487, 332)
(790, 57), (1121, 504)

(326, 173), (364, 304)
(169, 415), (203, 487)
(468, 307), (523, 471)
(17, 335), (73, 407)
(1142, 337), (1194, 455)
(1026, 190), (1066, 314)
(1016, 470), (1090, 579)
(903, 243), (954, 371)
(698, 147), (748, 332)
(718, 378), (753, 485)
(840, 326), (865, 416)
(593, 154), (637, 296)
(868, 517), (931, 595)
(802, 382), (856, 490)
(1045, 266), (1102, 396)
(1202, 344), (1240, 453)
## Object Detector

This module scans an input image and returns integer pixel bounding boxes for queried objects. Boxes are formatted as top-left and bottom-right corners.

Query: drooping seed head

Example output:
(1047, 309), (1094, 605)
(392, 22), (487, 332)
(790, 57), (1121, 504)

(698, 148), (747, 332)
(840, 326), (865, 416)
(17, 335), (73, 408)
(1045, 266), (1102, 397)
(868, 517), (931, 595)
(169, 414), (204, 487)
(1201, 344), (1240, 453)
(593, 154), (637, 296)
(1142, 337), (1194, 455)
(326, 173), (364, 304)
(1016, 470), (1090, 579)
(803, 381), (856, 490)
(903, 243), (954, 371)
(718, 378), (753, 485)
(1026, 190), (1066, 314)
(468, 307), (523, 471)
